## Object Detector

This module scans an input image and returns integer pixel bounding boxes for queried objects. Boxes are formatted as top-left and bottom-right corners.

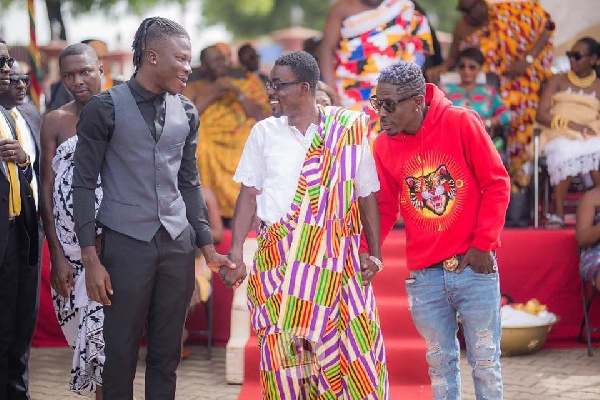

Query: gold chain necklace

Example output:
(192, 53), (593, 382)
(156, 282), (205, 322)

(567, 70), (597, 89)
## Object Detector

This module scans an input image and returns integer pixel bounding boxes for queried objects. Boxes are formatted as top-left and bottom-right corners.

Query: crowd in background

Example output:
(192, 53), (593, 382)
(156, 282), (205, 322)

(2, 0), (600, 399)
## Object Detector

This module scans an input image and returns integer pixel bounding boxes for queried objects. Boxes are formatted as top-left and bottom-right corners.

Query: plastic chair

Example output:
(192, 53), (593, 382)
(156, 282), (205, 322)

(579, 277), (599, 356)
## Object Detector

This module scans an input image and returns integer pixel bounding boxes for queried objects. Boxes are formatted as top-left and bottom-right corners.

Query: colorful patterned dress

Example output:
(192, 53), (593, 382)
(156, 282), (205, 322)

(442, 83), (511, 150)
(443, 84), (511, 125)
(51, 135), (104, 395)
(335, 0), (433, 137)
(461, 0), (554, 188)
(245, 108), (388, 399)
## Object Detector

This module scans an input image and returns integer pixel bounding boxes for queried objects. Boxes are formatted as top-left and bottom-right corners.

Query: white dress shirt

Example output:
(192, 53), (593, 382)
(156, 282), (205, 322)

(11, 108), (38, 209)
(233, 115), (380, 226)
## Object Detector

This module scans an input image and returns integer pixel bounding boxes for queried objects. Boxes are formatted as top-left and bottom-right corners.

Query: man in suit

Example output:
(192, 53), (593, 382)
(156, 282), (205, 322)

(0, 60), (41, 210)
(72, 18), (235, 399)
(0, 38), (40, 400)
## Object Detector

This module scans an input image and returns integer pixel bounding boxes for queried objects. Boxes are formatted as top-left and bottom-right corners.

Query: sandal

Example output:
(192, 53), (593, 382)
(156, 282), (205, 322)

(545, 214), (564, 229)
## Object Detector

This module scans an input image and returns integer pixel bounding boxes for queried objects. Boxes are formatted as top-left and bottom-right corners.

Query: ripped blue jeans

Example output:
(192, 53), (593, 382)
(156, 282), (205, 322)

(405, 265), (503, 400)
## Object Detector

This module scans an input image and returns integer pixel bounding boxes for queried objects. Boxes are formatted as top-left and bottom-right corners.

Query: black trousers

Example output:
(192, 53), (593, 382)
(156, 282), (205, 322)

(101, 225), (195, 400)
(0, 220), (40, 400)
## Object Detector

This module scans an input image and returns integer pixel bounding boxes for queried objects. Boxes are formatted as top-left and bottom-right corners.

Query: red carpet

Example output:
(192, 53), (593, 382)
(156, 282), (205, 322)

(239, 232), (433, 399)
(238, 228), (596, 399)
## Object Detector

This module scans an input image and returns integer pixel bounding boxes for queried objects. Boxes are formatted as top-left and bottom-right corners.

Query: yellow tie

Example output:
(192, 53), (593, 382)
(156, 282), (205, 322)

(0, 118), (21, 217)
(10, 110), (36, 207)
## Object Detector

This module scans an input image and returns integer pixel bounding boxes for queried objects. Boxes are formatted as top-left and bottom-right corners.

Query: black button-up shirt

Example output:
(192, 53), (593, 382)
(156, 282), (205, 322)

(72, 77), (213, 248)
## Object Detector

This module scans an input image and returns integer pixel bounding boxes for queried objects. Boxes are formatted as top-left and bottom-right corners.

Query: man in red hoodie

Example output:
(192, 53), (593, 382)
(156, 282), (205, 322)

(364, 61), (510, 399)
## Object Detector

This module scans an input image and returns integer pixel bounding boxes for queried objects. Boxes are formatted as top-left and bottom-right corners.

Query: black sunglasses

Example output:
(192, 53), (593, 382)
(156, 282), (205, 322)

(265, 80), (304, 91)
(457, 0), (482, 14)
(0, 56), (16, 69)
(9, 75), (30, 85)
(566, 51), (589, 61)
(370, 94), (418, 113)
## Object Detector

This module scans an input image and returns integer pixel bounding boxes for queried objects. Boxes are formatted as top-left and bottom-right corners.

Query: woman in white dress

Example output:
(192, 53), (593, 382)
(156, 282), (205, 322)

(40, 43), (105, 398)
(536, 37), (600, 228)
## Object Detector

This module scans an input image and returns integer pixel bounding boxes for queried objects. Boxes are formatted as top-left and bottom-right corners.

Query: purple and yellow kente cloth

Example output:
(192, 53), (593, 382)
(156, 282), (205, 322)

(335, 0), (433, 138)
(461, 0), (554, 189)
(247, 107), (389, 399)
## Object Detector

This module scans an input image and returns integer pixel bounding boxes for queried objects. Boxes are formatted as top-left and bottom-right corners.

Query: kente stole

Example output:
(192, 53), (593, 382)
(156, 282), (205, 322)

(247, 107), (388, 399)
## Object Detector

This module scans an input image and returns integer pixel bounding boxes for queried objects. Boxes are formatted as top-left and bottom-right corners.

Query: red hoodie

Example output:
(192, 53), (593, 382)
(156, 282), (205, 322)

(364, 83), (510, 270)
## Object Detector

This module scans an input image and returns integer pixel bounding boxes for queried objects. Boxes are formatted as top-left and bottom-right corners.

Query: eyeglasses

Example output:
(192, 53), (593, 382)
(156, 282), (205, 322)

(265, 80), (304, 91)
(370, 94), (417, 113)
(9, 75), (30, 86)
(0, 56), (16, 69)
(566, 51), (589, 61)
(457, 0), (482, 14)
(459, 63), (479, 70)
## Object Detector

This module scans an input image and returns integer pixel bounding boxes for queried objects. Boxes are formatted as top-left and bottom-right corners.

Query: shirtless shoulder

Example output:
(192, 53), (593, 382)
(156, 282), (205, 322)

(454, 18), (479, 42)
(330, 0), (365, 20)
(42, 103), (78, 142)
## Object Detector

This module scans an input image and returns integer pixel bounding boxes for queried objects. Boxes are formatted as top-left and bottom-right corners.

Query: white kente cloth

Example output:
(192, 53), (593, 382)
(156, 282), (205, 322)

(51, 135), (104, 395)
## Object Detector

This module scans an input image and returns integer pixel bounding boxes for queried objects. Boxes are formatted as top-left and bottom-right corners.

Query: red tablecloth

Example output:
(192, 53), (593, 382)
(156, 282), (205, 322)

(497, 228), (599, 346)
(33, 228), (598, 348)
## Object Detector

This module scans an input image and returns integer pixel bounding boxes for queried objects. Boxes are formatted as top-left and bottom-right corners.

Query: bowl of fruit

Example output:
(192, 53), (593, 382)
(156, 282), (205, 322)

(500, 298), (558, 356)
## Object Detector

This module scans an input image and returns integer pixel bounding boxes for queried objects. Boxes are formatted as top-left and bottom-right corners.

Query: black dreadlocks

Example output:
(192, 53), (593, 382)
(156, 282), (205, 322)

(131, 17), (189, 72)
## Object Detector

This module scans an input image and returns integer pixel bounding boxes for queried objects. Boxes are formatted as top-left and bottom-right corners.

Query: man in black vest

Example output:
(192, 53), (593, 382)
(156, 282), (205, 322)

(0, 38), (40, 400)
(72, 18), (234, 399)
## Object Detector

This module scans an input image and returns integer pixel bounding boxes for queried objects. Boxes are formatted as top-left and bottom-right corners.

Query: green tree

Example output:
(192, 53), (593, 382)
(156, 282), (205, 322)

(201, 0), (331, 39)
(414, 0), (460, 33)
(0, 0), (185, 41)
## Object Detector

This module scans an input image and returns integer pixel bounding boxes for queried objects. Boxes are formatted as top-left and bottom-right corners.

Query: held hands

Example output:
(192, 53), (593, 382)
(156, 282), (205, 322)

(359, 253), (381, 286)
(222, 251), (247, 290)
(575, 123), (598, 137)
(506, 59), (530, 77)
(213, 78), (240, 99)
(49, 252), (74, 298)
(456, 247), (496, 274)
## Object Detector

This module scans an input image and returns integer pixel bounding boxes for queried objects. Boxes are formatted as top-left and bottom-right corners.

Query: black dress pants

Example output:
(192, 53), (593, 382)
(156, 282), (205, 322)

(101, 225), (195, 400)
(0, 220), (40, 400)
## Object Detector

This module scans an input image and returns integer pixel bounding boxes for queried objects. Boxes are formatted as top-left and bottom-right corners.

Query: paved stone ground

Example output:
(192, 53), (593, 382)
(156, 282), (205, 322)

(29, 345), (600, 399)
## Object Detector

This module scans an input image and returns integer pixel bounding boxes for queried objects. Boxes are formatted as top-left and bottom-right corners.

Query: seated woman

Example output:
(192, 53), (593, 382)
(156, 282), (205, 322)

(442, 47), (511, 153)
(576, 186), (600, 289)
(536, 37), (600, 228)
